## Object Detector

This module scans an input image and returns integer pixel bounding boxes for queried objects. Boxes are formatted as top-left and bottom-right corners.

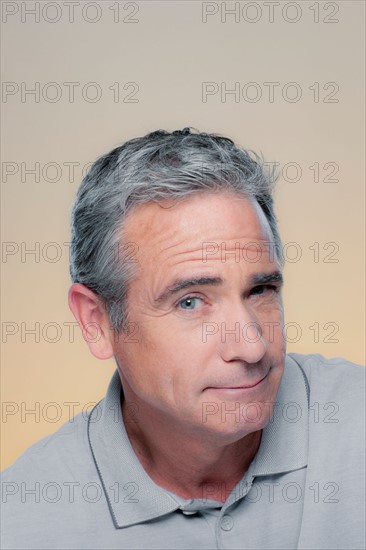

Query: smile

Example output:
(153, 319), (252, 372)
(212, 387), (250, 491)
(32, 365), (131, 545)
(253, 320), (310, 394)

(206, 372), (269, 391)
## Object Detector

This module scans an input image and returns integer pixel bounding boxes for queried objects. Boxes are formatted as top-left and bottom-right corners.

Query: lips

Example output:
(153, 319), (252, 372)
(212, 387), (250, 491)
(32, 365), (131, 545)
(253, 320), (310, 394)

(206, 372), (269, 390)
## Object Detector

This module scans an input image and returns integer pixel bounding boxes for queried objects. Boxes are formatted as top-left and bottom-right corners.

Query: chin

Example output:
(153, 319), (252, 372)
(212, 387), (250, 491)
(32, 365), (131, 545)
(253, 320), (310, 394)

(202, 406), (270, 443)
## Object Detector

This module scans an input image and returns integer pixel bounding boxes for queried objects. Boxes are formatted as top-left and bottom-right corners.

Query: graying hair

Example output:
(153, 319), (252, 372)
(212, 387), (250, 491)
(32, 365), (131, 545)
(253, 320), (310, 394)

(70, 128), (282, 333)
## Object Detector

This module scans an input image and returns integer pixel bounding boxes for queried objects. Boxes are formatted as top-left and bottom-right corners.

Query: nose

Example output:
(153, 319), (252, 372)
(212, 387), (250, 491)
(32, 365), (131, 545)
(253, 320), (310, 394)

(218, 305), (267, 364)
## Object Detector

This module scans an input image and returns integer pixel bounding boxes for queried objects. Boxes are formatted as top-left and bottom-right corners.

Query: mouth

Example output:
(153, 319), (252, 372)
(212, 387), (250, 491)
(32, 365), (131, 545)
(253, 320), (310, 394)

(206, 372), (269, 391)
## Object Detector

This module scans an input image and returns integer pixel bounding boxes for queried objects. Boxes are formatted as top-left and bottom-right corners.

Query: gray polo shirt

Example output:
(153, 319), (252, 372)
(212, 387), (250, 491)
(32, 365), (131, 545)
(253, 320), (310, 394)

(1, 353), (365, 549)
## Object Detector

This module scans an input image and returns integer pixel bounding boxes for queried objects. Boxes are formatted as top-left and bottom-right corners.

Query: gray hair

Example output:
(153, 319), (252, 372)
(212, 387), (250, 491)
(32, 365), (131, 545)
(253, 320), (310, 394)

(70, 128), (282, 333)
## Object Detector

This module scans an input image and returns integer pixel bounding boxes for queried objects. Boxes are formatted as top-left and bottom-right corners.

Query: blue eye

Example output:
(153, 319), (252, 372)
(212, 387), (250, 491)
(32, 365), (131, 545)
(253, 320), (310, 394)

(177, 297), (202, 310)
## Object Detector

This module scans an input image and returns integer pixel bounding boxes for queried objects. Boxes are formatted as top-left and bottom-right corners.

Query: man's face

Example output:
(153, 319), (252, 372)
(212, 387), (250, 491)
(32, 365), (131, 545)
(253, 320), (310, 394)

(114, 191), (286, 444)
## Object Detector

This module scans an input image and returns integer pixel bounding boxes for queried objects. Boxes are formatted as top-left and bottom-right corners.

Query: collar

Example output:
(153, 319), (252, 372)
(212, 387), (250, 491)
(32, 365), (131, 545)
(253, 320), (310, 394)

(251, 353), (309, 476)
(88, 354), (308, 528)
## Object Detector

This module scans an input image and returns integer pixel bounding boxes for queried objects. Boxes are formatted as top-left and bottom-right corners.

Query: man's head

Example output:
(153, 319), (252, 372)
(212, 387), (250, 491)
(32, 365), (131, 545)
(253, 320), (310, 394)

(69, 128), (286, 442)
(69, 128), (283, 333)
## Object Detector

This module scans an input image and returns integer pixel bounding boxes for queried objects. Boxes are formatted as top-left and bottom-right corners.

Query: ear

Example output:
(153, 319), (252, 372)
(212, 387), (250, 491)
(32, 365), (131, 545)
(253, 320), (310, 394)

(68, 283), (114, 360)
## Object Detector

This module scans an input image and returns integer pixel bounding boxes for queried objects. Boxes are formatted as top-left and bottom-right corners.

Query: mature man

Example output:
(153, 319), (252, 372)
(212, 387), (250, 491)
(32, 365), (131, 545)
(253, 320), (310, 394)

(1, 128), (365, 549)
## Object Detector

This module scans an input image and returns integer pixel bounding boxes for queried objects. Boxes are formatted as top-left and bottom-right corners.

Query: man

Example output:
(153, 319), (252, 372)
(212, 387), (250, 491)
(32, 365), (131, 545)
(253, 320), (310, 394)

(1, 128), (365, 549)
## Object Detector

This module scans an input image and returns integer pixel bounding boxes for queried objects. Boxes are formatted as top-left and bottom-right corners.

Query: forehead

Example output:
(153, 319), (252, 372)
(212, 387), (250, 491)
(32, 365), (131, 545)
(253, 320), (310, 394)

(124, 190), (272, 240)
(121, 192), (276, 277)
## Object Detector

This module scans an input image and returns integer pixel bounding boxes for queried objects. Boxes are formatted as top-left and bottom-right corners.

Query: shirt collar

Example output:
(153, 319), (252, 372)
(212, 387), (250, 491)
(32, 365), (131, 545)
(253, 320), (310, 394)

(251, 353), (309, 476)
(88, 354), (308, 528)
(87, 370), (180, 528)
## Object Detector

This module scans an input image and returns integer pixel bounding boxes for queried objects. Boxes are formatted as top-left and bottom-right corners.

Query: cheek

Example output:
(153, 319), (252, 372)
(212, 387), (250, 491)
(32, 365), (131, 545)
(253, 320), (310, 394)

(257, 303), (285, 346)
(153, 327), (218, 406)
(118, 320), (204, 398)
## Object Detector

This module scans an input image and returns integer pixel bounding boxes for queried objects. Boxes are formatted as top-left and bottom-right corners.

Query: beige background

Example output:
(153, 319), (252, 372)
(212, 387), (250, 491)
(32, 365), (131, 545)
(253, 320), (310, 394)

(1, 0), (365, 469)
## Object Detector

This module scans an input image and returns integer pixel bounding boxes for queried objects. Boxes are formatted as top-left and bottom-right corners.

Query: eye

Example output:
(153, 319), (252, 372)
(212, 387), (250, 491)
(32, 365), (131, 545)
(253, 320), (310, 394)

(176, 296), (204, 310)
(250, 284), (278, 296)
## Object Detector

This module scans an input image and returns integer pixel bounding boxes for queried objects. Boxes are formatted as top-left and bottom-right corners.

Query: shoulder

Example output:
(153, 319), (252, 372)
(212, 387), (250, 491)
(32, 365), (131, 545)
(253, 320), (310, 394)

(288, 351), (365, 373)
(1, 408), (96, 481)
(288, 352), (365, 400)
(0, 409), (103, 548)
(288, 354), (365, 548)
(287, 352), (365, 454)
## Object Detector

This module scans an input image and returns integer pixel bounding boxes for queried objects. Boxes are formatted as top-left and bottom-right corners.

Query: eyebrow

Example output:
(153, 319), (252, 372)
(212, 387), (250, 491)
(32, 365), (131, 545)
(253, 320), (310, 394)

(155, 270), (283, 304)
(155, 276), (223, 305)
(250, 271), (284, 286)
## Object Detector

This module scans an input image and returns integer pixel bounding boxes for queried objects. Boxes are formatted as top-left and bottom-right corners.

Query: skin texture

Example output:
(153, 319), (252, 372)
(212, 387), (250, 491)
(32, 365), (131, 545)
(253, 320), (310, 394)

(69, 191), (286, 502)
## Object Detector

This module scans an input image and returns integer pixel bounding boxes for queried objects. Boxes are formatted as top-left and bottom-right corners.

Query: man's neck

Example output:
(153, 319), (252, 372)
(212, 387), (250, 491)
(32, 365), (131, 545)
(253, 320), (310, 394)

(121, 397), (262, 503)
